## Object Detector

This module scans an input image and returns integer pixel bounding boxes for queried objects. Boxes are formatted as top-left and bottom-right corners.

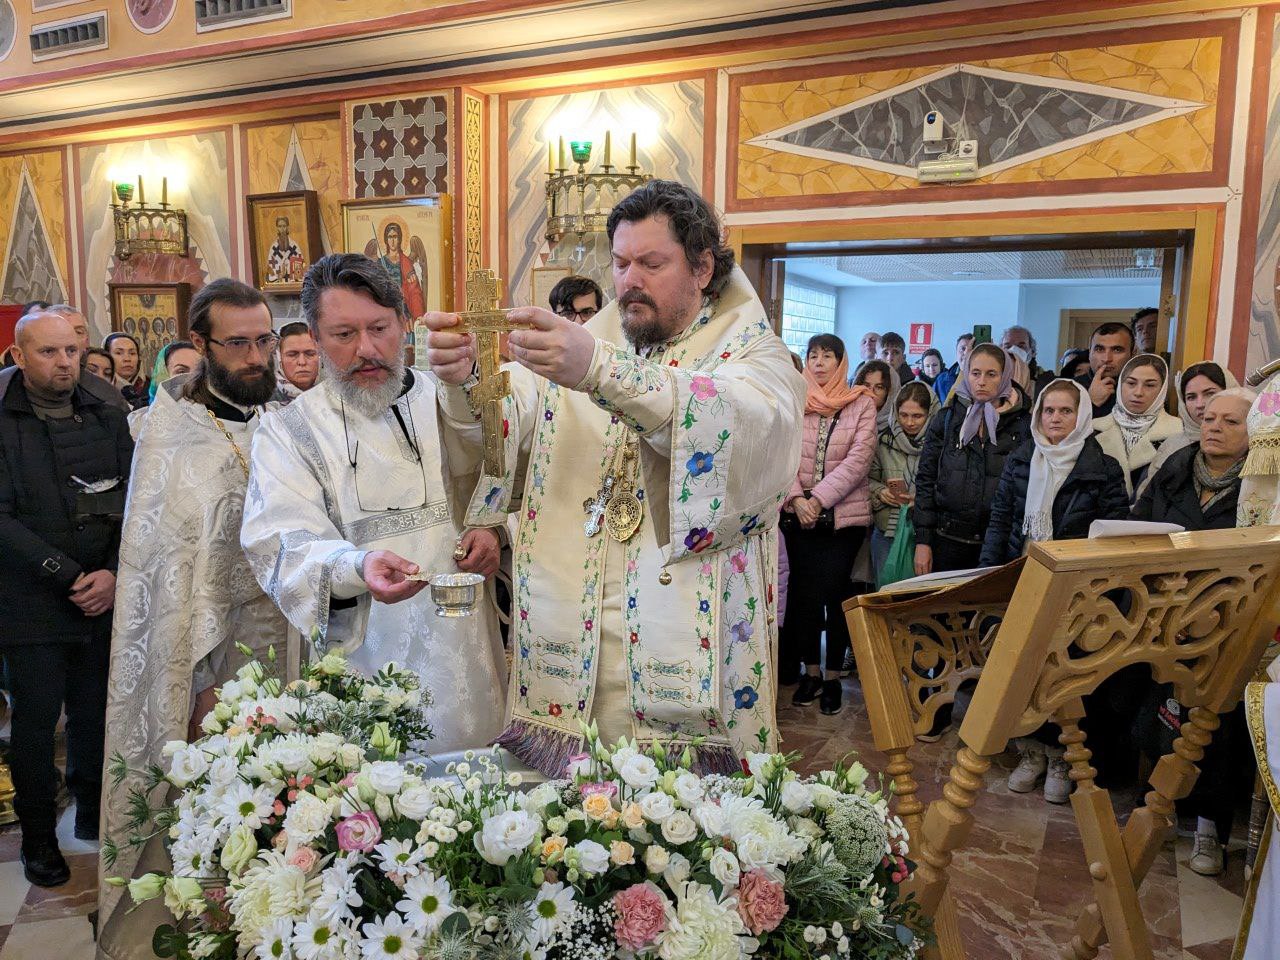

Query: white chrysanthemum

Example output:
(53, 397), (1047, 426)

(220, 782), (279, 830)
(396, 871), (454, 935)
(170, 828), (220, 879)
(311, 857), (364, 924)
(358, 913), (422, 960)
(529, 881), (576, 942)
(719, 794), (806, 870)
(374, 838), (428, 882)
(656, 881), (750, 960)
(258, 733), (316, 775)
(253, 918), (294, 959)
(230, 852), (320, 946)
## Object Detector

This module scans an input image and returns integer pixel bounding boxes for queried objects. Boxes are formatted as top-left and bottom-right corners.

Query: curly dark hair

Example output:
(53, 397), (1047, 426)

(606, 180), (735, 298)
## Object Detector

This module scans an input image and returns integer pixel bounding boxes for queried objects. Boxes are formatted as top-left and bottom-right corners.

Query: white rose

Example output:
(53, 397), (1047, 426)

(618, 754), (660, 790)
(475, 810), (541, 866)
(662, 851), (691, 887)
(366, 761), (406, 795)
(283, 791), (331, 844)
(644, 844), (670, 874)
(339, 744), (363, 769)
(692, 802), (726, 837)
(270, 742), (310, 774)
(208, 755), (238, 789)
(672, 772), (704, 807)
(308, 734), (341, 766)
(219, 679), (243, 703)
(660, 811), (697, 846)
(161, 740), (186, 758)
(219, 823), (258, 875)
(709, 847), (740, 888)
(521, 781), (560, 814)
(746, 752), (772, 778)
(780, 780), (814, 815)
(574, 839), (609, 876)
(396, 782), (434, 820)
(790, 817), (822, 839)
(810, 783), (838, 812)
(640, 791), (676, 824)
(167, 747), (209, 787)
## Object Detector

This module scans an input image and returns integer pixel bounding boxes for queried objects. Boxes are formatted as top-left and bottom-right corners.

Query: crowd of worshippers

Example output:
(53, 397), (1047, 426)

(781, 312), (1253, 879)
(0, 253), (1254, 892)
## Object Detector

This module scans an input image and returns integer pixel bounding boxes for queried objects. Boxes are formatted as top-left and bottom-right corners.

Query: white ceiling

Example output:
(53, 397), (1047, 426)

(784, 248), (1165, 288)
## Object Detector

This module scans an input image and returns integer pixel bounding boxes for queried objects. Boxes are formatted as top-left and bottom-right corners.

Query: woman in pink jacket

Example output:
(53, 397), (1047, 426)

(779, 333), (878, 715)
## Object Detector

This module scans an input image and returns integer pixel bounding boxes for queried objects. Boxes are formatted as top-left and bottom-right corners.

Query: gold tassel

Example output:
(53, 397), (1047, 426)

(1242, 433), (1280, 477)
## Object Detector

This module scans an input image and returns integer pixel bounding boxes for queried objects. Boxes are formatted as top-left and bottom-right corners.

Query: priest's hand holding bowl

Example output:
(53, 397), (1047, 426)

(421, 307), (595, 388)
(362, 550), (429, 604)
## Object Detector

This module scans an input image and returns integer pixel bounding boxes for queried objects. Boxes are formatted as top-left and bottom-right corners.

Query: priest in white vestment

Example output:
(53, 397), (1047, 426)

(241, 253), (507, 753)
(422, 180), (805, 776)
(98, 280), (291, 958)
(1236, 664), (1280, 959)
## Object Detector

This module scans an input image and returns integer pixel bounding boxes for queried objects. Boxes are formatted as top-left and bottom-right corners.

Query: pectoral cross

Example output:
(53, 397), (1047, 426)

(416, 269), (528, 477)
(583, 477), (615, 538)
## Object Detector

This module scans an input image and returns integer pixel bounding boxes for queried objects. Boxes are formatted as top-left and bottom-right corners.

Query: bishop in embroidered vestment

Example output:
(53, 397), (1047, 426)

(423, 181), (805, 776)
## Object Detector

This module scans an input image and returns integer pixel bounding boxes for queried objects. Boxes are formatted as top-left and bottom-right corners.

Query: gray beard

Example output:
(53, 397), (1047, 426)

(321, 352), (406, 419)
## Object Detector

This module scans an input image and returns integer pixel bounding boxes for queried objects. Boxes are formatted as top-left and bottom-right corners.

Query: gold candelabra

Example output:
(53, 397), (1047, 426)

(110, 175), (189, 260)
(544, 133), (650, 263)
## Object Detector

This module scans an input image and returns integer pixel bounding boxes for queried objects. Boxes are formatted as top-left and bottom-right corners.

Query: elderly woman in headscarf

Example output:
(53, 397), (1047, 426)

(1094, 353), (1182, 500)
(912, 343), (1032, 574)
(1130, 387), (1258, 876)
(779, 334), (879, 716)
(1138, 361), (1238, 497)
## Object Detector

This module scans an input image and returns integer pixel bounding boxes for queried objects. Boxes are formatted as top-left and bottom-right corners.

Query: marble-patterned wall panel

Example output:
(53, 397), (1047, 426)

(78, 132), (231, 338)
(0, 150), (68, 304)
(736, 35), (1221, 202)
(348, 94), (450, 199)
(246, 117), (343, 251)
(1248, 17), (1280, 370)
(505, 79), (703, 307)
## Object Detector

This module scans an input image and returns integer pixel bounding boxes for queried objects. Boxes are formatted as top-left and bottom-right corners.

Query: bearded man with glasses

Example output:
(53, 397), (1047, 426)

(99, 278), (290, 949)
(240, 254), (507, 754)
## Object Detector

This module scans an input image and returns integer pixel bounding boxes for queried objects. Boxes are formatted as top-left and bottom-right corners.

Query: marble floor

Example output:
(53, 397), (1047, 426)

(0, 678), (1251, 959)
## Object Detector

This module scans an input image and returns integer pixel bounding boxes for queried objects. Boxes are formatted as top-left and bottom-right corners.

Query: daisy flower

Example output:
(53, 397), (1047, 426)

(292, 915), (347, 960)
(374, 838), (428, 883)
(396, 872), (454, 935)
(219, 781), (278, 830)
(253, 918), (294, 959)
(358, 914), (422, 960)
(529, 881), (577, 942)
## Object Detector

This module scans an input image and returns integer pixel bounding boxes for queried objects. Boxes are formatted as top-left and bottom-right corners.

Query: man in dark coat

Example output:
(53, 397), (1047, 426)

(0, 311), (133, 887)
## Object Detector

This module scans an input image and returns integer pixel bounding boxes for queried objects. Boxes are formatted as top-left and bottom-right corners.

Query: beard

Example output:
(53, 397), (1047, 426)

(321, 350), (405, 419)
(206, 351), (277, 407)
(619, 288), (701, 352)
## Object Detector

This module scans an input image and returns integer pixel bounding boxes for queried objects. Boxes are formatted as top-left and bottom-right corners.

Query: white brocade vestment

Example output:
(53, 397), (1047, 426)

(98, 388), (290, 954)
(240, 371), (507, 752)
(1238, 679), (1280, 959)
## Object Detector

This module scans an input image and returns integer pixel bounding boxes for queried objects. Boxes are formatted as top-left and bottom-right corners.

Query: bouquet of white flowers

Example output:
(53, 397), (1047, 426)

(106, 651), (929, 960)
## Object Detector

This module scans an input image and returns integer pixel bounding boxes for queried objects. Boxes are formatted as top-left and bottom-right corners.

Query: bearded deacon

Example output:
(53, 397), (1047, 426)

(99, 279), (291, 953)
(423, 180), (805, 776)
(240, 253), (507, 751)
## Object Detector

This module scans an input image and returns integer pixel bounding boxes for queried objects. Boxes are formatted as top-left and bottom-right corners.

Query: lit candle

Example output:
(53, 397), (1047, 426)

(137, 174), (145, 205)
(558, 136), (566, 171)
(603, 130), (612, 167)
(629, 132), (637, 168)
(161, 176), (168, 207)
(546, 141), (554, 175)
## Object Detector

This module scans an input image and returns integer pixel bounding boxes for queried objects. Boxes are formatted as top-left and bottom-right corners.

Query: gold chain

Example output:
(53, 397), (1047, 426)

(205, 409), (250, 479)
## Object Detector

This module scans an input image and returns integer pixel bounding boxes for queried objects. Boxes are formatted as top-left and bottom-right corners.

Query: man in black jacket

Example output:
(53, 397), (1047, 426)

(1074, 321), (1135, 417)
(0, 310), (134, 886)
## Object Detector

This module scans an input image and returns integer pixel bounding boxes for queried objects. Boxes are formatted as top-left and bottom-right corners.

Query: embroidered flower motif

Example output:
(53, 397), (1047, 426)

(730, 621), (754, 644)
(740, 515), (760, 535)
(519, 645), (530, 659)
(584, 618), (594, 631)
(483, 486), (503, 510)
(698, 599), (710, 613)
(690, 375), (718, 401)
(700, 636), (711, 650)
(548, 703), (562, 717)
(502, 418), (510, 438)
(519, 684), (528, 696)
(629, 632), (639, 644)
(544, 409), (554, 421)
(527, 509), (537, 520)
(729, 551), (748, 574)
(720, 352), (732, 360)
(577, 699), (586, 711)
(686, 452), (715, 477)
(684, 528), (715, 553)
(520, 609), (529, 621)
(627, 596), (637, 609)
(635, 709), (646, 721)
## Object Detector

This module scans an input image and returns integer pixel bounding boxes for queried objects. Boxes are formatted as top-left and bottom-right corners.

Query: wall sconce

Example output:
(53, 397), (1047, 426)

(545, 131), (650, 267)
(111, 174), (189, 260)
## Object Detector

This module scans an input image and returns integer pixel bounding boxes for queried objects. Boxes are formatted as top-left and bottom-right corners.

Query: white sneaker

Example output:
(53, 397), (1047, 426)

(1189, 830), (1224, 876)
(1043, 755), (1073, 804)
(1007, 740), (1047, 793)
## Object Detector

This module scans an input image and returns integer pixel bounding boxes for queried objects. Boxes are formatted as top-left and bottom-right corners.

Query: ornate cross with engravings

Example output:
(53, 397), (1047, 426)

(456, 269), (528, 477)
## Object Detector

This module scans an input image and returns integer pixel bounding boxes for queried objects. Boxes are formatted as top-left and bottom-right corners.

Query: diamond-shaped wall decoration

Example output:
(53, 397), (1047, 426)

(748, 64), (1205, 178)
(1, 163), (66, 305)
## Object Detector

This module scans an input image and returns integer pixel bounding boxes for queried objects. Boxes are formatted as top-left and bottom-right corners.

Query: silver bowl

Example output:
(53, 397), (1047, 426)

(429, 572), (484, 617)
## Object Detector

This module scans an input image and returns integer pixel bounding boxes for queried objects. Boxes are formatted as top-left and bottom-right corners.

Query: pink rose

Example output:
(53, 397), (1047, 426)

(690, 376), (718, 401)
(729, 551), (748, 574)
(613, 882), (668, 951)
(581, 781), (619, 799)
(287, 846), (321, 874)
(335, 810), (382, 852)
(736, 869), (788, 935)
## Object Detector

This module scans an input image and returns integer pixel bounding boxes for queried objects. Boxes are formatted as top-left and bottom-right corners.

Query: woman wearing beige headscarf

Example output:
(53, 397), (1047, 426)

(1094, 353), (1181, 499)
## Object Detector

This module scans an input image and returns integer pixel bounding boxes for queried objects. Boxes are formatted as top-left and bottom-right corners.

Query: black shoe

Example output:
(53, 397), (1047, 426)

(792, 675), (823, 706)
(21, 837), (70, 887)
(74, 805), (99, 842)
(820, 679), (844, 715)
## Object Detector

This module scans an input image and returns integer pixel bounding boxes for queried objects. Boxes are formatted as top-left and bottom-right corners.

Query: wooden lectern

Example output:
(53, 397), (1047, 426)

(846, 529), (1280, 960)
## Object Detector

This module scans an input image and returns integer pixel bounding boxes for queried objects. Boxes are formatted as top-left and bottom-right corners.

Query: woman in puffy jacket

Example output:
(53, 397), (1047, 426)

(912, 343), (1032, 574)
(778, 333), (878, 716)
(980, 379), (1129, 567)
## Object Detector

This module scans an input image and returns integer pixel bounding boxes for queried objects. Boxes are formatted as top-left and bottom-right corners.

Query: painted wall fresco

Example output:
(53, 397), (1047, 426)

(246, 116), (343, 252)
(504, 79), (704, 307)
(735, 35), (1222, 203)
(78, 131), (231, 338)
(1249, 17), (1280, 371)
(0, 149), (67, 305)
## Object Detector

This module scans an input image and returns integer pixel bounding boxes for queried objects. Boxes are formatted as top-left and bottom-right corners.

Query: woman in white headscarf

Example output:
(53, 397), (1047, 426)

(1094, 353), (1182, 499)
